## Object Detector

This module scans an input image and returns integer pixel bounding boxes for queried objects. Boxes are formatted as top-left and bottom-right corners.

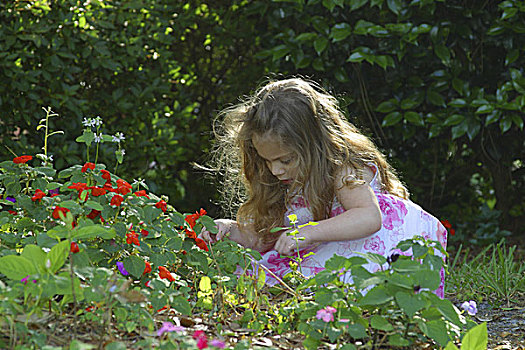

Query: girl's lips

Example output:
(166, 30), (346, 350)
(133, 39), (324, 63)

(281, 179), (292, 184)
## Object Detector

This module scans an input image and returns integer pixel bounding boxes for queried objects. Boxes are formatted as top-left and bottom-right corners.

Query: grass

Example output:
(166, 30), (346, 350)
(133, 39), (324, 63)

(447, 239), (525, 306)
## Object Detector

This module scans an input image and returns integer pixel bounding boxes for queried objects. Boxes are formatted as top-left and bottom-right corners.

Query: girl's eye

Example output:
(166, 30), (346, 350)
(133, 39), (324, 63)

(281, 158), (293, 165)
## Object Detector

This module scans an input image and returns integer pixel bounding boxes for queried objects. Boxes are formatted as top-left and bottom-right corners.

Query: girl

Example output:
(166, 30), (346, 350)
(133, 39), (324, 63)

(202, 77), (447, 297)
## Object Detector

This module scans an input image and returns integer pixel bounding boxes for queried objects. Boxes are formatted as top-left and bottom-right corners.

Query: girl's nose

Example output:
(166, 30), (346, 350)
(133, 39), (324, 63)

(270, 163), (284, 177)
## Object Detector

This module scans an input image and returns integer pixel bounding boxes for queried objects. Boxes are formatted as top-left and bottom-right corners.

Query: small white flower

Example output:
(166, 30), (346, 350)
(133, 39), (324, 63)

(82, 117), (92, 127)
(119, 149), (126, 156)
(112, 132), (125, 143)
(93, 116), (103, 127)
(45, 259), (51, 269)
(109, 285), (117, 293)
(94, 133), (102, 143)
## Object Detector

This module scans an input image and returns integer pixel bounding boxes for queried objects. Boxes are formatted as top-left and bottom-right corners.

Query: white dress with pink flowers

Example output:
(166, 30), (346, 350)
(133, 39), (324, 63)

(252, 165), (448, 298)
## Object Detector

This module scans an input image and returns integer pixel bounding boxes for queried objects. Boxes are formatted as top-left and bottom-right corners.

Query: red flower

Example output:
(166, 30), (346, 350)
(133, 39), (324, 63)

(158, 266), (175, 282)
(68, 182), (88, 191)
(185, 228), (197, 239)
(155, 200), (167, 212)
(81, 162), (96, 173)
(185, 208), (207, 229)
(100, 169), (111, 182)
(140, 229), (149, 237)
(31, 189), (46, 202)
(70, 242), (80, 253)
(13, 155), (32, 164)
(193, 330), (208, 350)
(134, 190), (150, 199)
(8, 210), (17, 215)
(86, 209), (101, 219)
(126, 231), (140, 246)
(91, 187), (107, 196)
(143, 261), (152, 275)
(116, 179), (132, 195)
(110, 194), (124, 207)
(195, 238), (209, 252)
(52, 206), (70, 220)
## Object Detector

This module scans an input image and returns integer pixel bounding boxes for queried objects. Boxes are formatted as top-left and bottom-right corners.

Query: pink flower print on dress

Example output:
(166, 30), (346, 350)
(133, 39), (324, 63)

(364, 236), (386, 255)
(436, 222), (448, 249)
(330, 205), (345, 217)
(290, 196), (307, 210)
(377, 194), (408, 230)
(266, 252), (293, 278)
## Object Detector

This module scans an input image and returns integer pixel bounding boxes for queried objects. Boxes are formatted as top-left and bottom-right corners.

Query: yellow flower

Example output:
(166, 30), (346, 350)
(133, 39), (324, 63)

(287, 214), (298, 225)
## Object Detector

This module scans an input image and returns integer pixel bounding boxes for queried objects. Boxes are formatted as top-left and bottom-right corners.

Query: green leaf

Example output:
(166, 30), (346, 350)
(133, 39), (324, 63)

(460, 322), (488, 350)
(359, 286), (393, 305)
(388, 334), (410, 347)
(21, 244), (47, 273)
(0, 255), (37, 280)
(418, 319), (451, 346)
(123, 255), (146, 279)
(172, 295), (192, 315)
(376, 100), (397, 113)
(505, 49), (519, 65)
(427, 90), (446, 107)
(48, 240), (70, 273)
(371, 315), (394, 331)
(500, 115), (513, 133)
(85, 200), (104, 211)
(404, 111), (424, 126)
(73, 225), (116, 240)
(434, 44), (450, 65)
(347, 323), (367, 339)
(443, 114), (464, 126)
(451, 121), (469, 139)
(314, 36), (329, 55)
(395, 291), (428, 317)
(271, 45), (289, 61)
(349, 0), (368, 11)
(330, 23), (352, 42)
(448, 99), (467, 108)
(382, 111), (402, 126)
(386, 0), (402, 15)
(75, 130), (95, 146)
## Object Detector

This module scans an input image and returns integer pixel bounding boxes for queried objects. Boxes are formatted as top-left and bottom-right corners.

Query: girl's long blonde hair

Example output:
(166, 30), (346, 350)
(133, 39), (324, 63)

(211, 77), (408, 244)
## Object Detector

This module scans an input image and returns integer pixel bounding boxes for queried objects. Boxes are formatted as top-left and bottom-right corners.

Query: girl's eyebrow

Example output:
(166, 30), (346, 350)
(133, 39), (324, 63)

(260, 153), (293, 162)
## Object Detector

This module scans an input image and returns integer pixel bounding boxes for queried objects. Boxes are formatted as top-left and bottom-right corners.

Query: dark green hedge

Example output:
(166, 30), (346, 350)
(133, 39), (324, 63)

(1, 0), (523, 239)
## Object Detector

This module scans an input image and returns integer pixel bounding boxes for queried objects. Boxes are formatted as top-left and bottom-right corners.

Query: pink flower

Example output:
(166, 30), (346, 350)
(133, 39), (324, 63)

(157, 321), (185, 336)
(193, 330), (208, 349)
(364, 236), (386, 255)
(210, 339), (226, 348)
(316, 306), (337, 322)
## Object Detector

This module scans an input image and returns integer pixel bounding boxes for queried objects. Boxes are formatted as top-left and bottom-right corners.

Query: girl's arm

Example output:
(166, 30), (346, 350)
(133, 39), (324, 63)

(274, 166), (382, 255)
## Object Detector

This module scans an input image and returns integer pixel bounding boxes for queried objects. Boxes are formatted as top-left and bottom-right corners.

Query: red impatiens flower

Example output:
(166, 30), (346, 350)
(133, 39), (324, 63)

(31, 189), (46, 202)
(110, 194), (124, 207)
(13, 155), (32, 164)
(116, 179), (132, 195)
(81, 162), (96, 173)
(68, 182), (88, 191)
(90, 187), (107, 197)
(158, 266), (175, 282)
(86, 209), (101, 220)
(155, 200), (167, 212)
(185, 208), (207, 228)
(143, 261), (152, 275)
(194, 238), (209, 252)
(140, 229), (149, 237)
(70, 242), (80, 253)
(52, 206), (70, 220)
(184, 228), (197, 239)
(134, 190), (150, 199)
(126, 231), (140, 246)
(100, 169), (111, 182)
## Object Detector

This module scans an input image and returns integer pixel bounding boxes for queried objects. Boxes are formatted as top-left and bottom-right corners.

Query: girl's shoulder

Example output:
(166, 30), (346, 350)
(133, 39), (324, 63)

(334, 163), (376, 189)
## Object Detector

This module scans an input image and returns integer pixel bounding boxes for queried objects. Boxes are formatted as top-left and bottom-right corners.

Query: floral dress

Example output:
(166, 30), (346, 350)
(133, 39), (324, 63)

(252, 165), (448, 298)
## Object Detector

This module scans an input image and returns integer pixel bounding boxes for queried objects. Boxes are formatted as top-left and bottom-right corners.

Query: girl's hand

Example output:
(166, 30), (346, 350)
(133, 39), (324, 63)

(274, 229), (314, 256)
(200, 219), (234, 243)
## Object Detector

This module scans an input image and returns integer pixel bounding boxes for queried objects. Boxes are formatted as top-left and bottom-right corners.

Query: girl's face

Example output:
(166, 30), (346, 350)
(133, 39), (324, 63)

(252, 134), (297, 185)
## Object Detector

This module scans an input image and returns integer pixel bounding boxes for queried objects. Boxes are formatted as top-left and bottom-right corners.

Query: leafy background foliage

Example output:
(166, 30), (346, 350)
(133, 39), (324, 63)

(1, 0), (523, 239)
